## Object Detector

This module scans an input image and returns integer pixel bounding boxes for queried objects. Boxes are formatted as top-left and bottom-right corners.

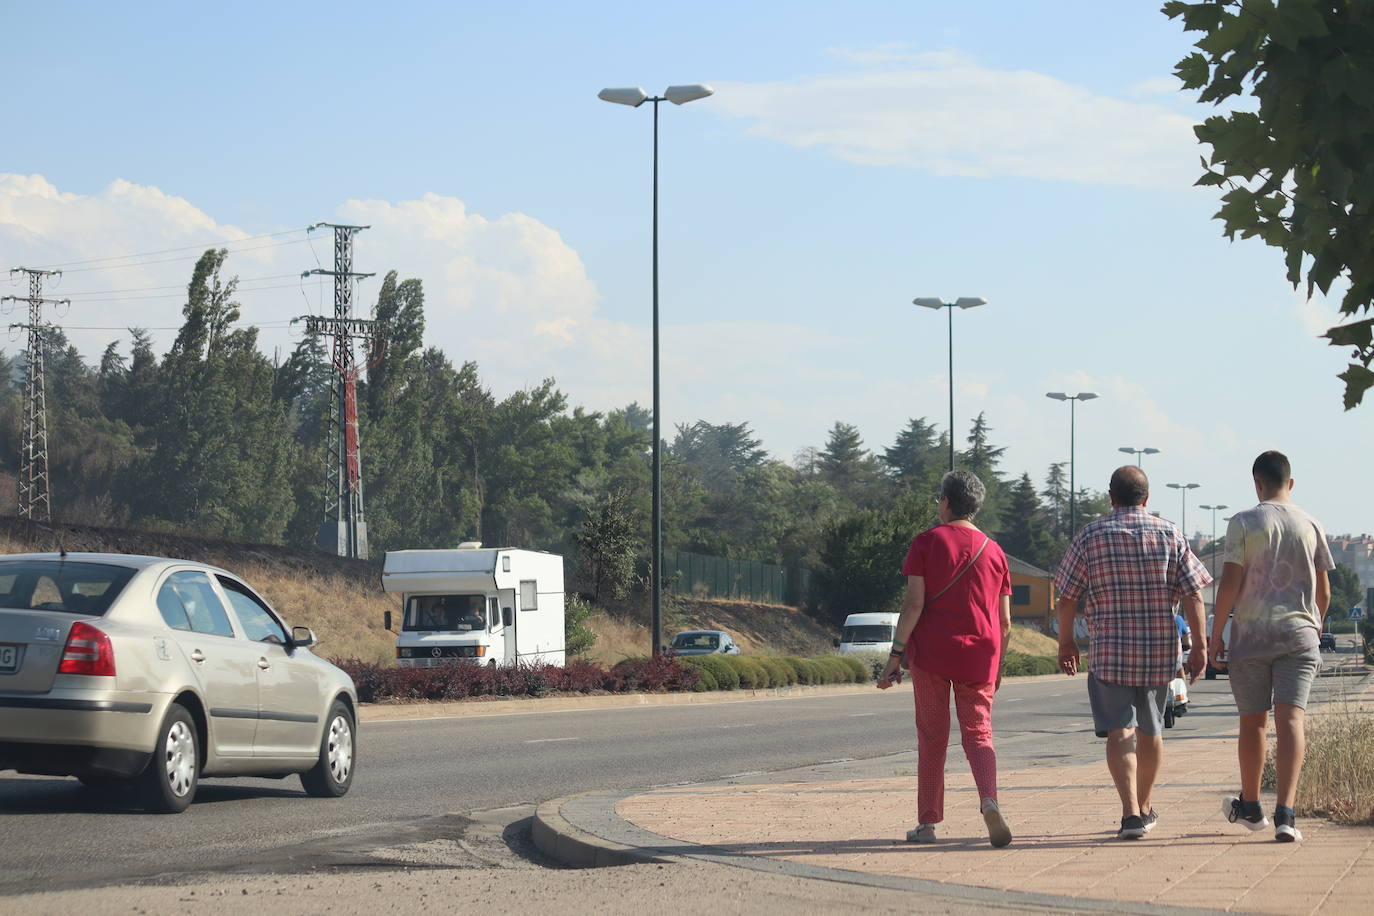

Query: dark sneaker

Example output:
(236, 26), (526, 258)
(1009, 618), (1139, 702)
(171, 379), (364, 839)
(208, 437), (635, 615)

(1141, 808), (1159, 833)
(1118, 814), (1147, 839)
(1274, 807), (1303, 843)
(1223, 796), (1269, 831)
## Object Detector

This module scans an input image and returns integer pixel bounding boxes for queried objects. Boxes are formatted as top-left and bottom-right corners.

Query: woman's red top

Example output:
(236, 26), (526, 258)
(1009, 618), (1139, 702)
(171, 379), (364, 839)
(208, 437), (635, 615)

(900, 523), (1011, 684)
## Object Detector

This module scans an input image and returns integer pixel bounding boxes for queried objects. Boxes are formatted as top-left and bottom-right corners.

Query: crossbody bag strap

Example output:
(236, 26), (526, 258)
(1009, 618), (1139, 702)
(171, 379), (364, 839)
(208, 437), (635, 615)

(926, 536), (990, 604)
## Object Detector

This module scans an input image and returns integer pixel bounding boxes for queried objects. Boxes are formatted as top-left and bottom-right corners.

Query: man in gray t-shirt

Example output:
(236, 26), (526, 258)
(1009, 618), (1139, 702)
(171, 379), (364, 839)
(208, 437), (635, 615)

(1210, 450), (1332, 843)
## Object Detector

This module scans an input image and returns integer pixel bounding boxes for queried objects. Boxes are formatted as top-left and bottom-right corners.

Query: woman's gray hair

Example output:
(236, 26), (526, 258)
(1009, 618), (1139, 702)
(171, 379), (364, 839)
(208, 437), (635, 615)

(940, 469), (986, 520)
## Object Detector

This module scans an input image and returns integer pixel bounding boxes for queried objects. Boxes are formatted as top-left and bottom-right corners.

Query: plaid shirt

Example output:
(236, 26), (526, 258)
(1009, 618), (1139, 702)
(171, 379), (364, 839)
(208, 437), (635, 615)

(1055, 506), (1212, 686)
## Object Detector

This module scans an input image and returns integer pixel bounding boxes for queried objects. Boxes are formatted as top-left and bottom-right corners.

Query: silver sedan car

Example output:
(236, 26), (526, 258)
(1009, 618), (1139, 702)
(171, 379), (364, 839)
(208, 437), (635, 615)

(0, 553), (357, 812)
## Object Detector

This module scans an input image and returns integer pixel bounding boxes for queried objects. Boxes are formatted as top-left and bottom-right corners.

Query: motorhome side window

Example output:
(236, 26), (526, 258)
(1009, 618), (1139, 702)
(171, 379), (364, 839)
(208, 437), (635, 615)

(520, 580), (537, 612)
(406, 594), (488, 631)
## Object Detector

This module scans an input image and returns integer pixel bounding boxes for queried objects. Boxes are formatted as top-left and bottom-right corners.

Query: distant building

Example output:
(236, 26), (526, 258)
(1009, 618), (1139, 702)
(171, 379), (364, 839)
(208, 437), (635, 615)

(1006, 554), (1056, 632)
(1328, 534), (1374, 597)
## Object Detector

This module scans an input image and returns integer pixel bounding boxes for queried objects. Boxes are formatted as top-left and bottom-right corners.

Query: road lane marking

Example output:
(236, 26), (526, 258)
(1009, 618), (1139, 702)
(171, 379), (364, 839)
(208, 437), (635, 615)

(717, 723), (756, 729)
(1008, 698), (1025, 702)
(722, 770), (766, 779)
(524, 737), (580, 744)
(850, 713), (877, 718)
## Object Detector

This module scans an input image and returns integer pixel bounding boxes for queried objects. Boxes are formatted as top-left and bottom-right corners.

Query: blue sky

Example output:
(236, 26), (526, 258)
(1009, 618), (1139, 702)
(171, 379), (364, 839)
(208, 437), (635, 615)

(2, 1), (1368, 538)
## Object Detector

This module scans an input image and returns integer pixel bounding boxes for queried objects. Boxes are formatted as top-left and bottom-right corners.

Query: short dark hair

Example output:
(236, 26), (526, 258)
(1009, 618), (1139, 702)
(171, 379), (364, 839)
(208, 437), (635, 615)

(1253, 450), (1291, 490)
(1109, 466), (1149, 507)
(940, 469), (986, 520)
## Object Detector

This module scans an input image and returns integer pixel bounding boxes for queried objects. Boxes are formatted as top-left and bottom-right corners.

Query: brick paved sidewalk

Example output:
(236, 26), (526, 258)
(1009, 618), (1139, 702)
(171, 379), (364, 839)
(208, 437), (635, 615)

(616, 684), (1374, 915)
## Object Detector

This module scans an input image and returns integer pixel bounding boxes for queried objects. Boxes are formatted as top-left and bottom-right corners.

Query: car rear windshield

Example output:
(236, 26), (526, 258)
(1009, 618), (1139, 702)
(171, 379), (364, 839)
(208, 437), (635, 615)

(672, 633), (719, 649)
(0, 560), (137, 616)
(842, 625), (894, 643)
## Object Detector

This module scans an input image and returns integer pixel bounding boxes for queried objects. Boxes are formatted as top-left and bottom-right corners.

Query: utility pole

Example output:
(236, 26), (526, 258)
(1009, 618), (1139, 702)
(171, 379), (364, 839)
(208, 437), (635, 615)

(303, 224), (375, 559)
(2, 268), (68, 521)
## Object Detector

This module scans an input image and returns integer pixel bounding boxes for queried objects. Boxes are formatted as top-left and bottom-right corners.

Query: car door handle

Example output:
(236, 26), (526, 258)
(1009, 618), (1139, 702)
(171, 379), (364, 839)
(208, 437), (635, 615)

(189, 649), (205, 663)
(258, 658), (271, 670)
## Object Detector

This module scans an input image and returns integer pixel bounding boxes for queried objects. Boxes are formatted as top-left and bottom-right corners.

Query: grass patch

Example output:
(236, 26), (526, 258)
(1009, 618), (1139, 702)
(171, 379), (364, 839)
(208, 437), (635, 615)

(1262, 692), (1374, 826)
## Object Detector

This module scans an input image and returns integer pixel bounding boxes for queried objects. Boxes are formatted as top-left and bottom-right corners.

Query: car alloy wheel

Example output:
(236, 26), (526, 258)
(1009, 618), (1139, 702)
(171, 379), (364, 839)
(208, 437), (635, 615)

(165, 719), (196, 797)
(326, 713), (353, 786)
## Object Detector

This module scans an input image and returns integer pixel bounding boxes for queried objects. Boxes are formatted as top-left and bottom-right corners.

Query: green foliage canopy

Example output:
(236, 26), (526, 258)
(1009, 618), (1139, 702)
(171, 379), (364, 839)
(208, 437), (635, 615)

(1166, 0), (1374, 407)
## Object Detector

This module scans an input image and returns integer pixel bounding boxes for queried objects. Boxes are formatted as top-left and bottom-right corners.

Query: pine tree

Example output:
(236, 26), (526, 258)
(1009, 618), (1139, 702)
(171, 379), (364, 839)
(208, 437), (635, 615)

(998, 473), (1055, 569)
(881, 417), (943, 490)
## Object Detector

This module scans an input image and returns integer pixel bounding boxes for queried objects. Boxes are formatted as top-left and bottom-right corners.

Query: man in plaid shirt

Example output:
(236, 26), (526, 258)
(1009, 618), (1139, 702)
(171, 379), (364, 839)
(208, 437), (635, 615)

(1054, 466), (1211, 839)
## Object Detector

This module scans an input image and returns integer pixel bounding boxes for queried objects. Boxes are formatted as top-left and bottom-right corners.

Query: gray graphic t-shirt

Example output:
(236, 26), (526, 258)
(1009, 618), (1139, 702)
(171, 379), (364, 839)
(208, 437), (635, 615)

(1223, 502), (1333, 661)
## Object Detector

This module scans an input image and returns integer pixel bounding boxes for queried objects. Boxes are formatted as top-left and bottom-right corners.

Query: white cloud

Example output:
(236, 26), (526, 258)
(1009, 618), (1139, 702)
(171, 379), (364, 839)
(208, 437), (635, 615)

(1130, 76), (1183, 98)
(711, 51), (1200, 189)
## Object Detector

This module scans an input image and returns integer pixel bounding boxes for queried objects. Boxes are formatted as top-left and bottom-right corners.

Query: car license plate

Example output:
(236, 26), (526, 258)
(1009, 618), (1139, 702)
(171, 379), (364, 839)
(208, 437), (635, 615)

(0, 644), (19, 674)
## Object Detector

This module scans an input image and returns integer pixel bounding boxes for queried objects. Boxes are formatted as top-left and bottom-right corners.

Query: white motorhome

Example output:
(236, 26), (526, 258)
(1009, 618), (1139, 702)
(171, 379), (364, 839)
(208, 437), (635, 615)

(381, 544), (565, 668)
(835, 612), (898, 655)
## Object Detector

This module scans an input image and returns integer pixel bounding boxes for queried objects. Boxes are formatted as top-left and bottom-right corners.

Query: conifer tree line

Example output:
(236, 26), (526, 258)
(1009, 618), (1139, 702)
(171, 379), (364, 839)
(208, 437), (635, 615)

(0, 249), (1109, 621)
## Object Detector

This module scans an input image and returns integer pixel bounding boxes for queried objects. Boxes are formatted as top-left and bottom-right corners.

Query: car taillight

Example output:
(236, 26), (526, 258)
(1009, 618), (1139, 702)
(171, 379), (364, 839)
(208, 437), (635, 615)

(58, 621), (116, 677)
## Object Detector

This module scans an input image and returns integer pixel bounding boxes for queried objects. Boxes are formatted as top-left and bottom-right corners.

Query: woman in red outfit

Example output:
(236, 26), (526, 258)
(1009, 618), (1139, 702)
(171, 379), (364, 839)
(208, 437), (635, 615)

(877, 469), (1013, 847)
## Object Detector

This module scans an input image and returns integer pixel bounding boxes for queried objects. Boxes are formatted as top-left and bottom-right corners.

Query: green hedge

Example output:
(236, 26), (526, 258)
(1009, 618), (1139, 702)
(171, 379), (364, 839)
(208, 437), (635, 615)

(681, 655), (740, 689)
(756, 656), (795, 686)
(1002, 651), (1058, 677)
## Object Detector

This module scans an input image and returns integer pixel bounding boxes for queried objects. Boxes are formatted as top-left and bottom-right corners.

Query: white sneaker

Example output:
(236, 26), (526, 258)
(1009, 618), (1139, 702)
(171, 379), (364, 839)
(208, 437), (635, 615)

(905, 823), (937, 843)
(982, 797), (1012, 848)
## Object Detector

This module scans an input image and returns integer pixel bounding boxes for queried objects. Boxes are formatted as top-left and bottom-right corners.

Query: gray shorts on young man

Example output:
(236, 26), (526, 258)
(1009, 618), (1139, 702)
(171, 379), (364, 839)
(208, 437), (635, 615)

(1087, 674), (1167, 736)
(1226, 646), (1321, 715)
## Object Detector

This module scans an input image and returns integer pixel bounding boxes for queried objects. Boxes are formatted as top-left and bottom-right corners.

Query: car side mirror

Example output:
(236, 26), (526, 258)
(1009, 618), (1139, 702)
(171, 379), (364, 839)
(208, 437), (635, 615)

(384, 611), (393, 632)
(502, 607), (513, 627)
(291, 626), (317, 648)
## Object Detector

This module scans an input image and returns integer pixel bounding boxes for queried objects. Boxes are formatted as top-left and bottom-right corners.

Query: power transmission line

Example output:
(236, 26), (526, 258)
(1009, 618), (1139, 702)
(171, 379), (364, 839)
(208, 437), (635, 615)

(1, 268), (70, 521)
(31, 228), (311, 270)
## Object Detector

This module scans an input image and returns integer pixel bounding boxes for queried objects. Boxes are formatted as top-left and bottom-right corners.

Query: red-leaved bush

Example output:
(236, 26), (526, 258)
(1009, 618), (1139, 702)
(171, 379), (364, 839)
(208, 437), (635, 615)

(334, 656), (699, 703)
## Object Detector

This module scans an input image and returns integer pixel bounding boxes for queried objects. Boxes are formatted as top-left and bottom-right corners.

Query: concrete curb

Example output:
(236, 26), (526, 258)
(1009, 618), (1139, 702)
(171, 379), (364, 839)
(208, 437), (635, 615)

(532, 795), (669, 868)
(531, 790), (1239, 916)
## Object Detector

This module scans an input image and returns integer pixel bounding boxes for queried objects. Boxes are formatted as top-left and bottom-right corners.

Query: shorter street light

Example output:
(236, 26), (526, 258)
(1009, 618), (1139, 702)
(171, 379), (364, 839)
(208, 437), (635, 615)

(1199, 503), (1229, 606)
(1118, 446), (1160, 467)
(1046, 392), (1099, 534)
(1167, 482), (1201, 538)
(914, 297), (987, 472)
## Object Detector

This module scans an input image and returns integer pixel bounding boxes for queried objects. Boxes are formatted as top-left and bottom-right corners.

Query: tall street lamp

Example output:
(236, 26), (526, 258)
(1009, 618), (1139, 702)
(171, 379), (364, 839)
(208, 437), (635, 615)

(599, 83), (714, 658)
(1045, 392), (1098, 535)
(1167, 482), (1201, 540)
(914, 297), (987, 472)
(1118, 446), (1160, 467)
(1199, 503), (1229, 608)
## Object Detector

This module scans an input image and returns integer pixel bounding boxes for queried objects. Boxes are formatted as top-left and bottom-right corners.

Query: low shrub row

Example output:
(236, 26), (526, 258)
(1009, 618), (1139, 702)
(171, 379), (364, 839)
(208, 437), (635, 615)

(679, 654), (869, 691)
(336, 655), (701, 703)
(1001, 652), (1059, 677)
(837, 649), (1060, 681)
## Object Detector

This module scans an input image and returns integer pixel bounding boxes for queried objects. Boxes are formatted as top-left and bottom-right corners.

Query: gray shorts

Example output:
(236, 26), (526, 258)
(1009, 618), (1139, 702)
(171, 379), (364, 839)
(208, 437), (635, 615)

(1087, 673), (1167, 737)
(1227, 647), (1321, 715)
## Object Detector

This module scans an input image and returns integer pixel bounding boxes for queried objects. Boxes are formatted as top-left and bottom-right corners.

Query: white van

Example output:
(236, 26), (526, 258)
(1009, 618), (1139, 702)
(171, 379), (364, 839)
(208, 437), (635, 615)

(382, 544), (565, 668)
(835, 612), (898, 655)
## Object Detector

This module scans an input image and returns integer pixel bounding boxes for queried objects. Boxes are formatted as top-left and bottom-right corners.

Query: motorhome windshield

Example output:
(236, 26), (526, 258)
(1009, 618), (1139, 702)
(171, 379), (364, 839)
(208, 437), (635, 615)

(842, 625), (894, 643)
(405, 594), (489, 632)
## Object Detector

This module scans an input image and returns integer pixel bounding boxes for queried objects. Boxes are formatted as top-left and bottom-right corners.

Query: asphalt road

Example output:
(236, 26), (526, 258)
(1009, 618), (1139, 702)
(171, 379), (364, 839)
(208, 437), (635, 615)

(0, 644), (1362, 896)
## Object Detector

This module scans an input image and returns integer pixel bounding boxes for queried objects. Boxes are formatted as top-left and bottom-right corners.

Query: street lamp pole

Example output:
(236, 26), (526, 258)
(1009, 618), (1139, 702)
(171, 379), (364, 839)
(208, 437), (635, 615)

(1118, 446), (1160, 467)
(1167, 482), (1201, 541)
(599, 83), (714, 657)
(1199, 503), (1229, 607)
(1046, 392), (1099, 535)
(914, 297), (986, 471)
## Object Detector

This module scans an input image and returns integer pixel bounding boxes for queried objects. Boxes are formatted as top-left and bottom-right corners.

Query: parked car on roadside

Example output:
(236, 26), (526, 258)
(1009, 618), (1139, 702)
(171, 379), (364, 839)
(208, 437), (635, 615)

(1319, 631), (1337, 651)
(0, 553), (357, 813)
(666, 629), (740, 656)
(1205, 613), (1233, 679)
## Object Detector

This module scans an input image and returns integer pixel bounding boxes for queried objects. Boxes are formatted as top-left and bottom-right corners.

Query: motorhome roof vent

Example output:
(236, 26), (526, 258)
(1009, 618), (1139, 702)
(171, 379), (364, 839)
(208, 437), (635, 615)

(457, 541), (483, 549)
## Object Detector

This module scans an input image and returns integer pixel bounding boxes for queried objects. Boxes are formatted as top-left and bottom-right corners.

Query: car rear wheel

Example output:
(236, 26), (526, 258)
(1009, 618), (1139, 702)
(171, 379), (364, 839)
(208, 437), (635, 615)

(139, 704), (198, 813)
(301, 700), (354, 798)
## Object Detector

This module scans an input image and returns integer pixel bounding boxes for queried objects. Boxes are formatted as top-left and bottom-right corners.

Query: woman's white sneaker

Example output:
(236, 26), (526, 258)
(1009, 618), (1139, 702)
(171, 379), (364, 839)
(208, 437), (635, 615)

(982, 797), (1012, 848)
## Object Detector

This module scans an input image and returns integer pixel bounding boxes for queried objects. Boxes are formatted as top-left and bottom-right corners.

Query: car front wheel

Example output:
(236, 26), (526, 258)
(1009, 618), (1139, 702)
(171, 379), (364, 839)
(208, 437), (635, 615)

(301, 700), (355, 798)
(140, 704), (198, 813)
